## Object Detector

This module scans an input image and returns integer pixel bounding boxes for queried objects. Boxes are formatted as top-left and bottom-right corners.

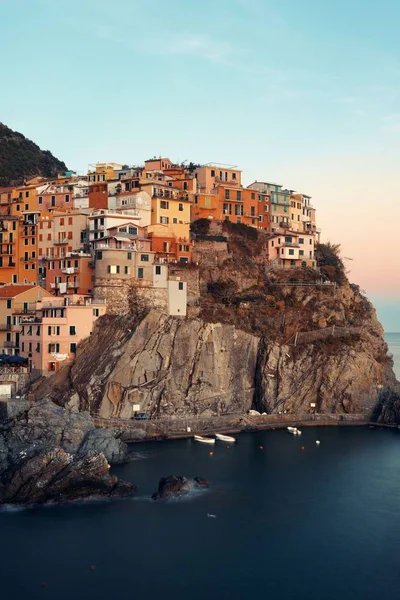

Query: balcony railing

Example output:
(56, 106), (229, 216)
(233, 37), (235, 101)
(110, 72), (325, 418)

(3, 341), (18, 349)
(0, 324), (12, 331)
(54, 239), (68, 245)
(62, 267), (78, 274)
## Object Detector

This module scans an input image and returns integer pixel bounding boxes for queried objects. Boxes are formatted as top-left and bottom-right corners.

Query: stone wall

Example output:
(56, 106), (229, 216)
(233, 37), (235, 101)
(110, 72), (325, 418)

(167, 265), (200, 301)
(94, 278), (168, 315)
(192, 239), (229, 269)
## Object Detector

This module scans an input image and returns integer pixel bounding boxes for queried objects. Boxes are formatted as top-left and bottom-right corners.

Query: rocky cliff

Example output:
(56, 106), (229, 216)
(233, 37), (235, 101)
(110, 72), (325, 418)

(0, 400), (134, 505)
(33, 284), (397, 420)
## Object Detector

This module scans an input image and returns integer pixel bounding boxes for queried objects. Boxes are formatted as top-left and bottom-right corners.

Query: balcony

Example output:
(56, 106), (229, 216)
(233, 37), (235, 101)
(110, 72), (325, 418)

(3, 341), (19, 349)
(279, 221), (291, 229)
(54, 239), (68, 245)
(214, 177), (239, 185)
(67, 282), (78, 289)
(0, 324), (11, 331)
(62, 267), (78, 274)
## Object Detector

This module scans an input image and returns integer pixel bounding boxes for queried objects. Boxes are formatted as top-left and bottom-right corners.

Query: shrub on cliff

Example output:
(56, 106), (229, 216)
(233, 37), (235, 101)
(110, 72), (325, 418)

(316, 242), (347, 285)
(207, 279), (238, 304)
(222, 220), (258, 241)
(191, 219), (211, 235)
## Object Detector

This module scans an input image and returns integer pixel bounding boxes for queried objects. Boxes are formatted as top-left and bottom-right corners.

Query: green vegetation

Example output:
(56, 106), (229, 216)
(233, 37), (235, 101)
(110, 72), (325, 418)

(0, 123), (67, 187)
(316, 242), (347, 285)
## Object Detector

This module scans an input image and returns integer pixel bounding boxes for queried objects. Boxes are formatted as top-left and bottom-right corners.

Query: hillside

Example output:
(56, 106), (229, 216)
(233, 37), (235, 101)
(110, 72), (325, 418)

(0, 123), (68, 187)
(32, 223), (399, 421)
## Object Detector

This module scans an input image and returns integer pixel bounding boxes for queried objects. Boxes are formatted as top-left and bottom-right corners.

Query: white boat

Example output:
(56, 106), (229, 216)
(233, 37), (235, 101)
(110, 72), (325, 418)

(287, 427), (297, 432)
(194, 435), (215, 445)
(215, 433), (237, 443)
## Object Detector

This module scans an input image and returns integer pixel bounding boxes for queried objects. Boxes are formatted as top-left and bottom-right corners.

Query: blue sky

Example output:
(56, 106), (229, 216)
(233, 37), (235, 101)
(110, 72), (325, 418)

(1, 0), (399, 329)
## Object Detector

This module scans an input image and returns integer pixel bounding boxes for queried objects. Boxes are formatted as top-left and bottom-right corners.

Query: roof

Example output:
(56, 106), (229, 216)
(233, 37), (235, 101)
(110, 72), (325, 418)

(0, 285), (38, 298)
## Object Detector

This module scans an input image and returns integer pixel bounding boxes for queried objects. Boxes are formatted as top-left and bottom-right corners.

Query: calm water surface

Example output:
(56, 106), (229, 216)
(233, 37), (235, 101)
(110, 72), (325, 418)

(1, 427), (400, 600)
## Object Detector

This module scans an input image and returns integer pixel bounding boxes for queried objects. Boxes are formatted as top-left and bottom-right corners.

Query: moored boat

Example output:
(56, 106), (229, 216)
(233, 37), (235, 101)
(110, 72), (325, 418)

(215, 433), (237, 443)
(194, 435), (216, 445)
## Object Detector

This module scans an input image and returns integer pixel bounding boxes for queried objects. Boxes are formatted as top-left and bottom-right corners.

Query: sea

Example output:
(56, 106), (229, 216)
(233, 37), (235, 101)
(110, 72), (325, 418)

(1, 426), (400, 600)
(0, 336), (399, 600)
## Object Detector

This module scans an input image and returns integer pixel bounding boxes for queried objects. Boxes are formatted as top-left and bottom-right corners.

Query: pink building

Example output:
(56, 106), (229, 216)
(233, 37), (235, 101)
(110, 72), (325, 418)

(18, 295), (106, 373)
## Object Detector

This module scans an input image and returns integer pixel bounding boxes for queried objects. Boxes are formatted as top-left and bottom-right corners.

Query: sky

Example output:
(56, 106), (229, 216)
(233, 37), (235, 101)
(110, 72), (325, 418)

(1, 0), (399, 330)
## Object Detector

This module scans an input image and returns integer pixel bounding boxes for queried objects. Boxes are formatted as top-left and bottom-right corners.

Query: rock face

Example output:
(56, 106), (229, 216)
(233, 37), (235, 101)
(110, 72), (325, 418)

(152, 475), (209, 501)
(36, 313), (259, 419)
(0, 399), (134, 505)
(33, 282), (398, 421)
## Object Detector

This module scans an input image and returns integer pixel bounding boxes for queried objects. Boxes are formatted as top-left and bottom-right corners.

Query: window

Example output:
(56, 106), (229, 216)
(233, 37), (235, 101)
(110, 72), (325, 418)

(288, 249), (295, 256)
(51, 195), (56, 207)
(160, 200), (169, 209)
(25, 191), (29, 198)
(172, 217), (178, 223)
(211, 169), (215, 177)
(232, 173), (236, 180)
(155, 266), (161, 275)
(178, 203), (184, 211)
(48, 326), (60, 336)
(285, 236), (292, 243)
(223, 203), (232, 215)
(97, 251), (102, 260)
(251, 206), (255, 216)
(138, 268), (144, 279)
(234, 204), (243, 216)
(128, 226), (137, 235)
(299, 250), (304, 256)
(48, 343), (60, 353)
(38, 196), (43, 205)
(309, 239), (313, 245)
(299, 238), (304, 244)
(36, 343), (41, 353)
(70, 343), (77, 354)
(93, 309), (99, 317)
(141, 254), (149, 262)
(124, 266), (129, 275)
(160, 216), (169, 224)
(6, 300), (11, 309)
(116, 265), (120, 274)
(65, 195), (70, 203)
(127, 252), (132, 260)
(251, 193), (255, 200)
(178, 282), (184, 290)
(236, 191), (241, 201)
(225, 189), (230, 200)
(69, 326), (76, 336)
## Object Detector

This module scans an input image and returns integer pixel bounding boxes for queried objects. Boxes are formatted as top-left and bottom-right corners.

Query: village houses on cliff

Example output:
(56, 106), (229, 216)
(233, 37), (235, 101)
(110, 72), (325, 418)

(0, 157), (320, 379)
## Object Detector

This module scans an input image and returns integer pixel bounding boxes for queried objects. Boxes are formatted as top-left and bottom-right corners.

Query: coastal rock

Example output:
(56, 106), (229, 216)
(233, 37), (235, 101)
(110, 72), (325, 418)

(0, 399), (134, 505)
(152, 475), (209, 501)
(0, 449), (135, 505)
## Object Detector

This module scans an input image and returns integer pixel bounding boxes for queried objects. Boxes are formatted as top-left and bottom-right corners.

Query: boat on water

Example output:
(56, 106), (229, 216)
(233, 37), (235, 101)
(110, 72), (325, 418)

(194, 435), (216, 445)
(287, 427), (297, 432)
(215, 433), (237, 443)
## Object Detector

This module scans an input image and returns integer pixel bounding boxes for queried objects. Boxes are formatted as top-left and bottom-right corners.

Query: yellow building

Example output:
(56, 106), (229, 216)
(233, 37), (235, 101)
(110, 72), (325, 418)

(0, 284), (48, 355)
(87, 163), (122, 183)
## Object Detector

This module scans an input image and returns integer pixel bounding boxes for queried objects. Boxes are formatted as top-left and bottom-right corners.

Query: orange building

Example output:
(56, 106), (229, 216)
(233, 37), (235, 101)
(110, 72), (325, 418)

(45, 254), (94, 296)
(195, 164), (242, 193)
(192, 185), (263, 229)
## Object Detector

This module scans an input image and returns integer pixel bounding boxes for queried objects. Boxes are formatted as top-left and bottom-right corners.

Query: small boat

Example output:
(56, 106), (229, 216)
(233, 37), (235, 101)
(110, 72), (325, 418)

(316, 440), (321, 445)
(194, 435), (215, 445)
(215, 433), (236, 443)
(207, 513), (217, 518)
(287, 427), (297, 432)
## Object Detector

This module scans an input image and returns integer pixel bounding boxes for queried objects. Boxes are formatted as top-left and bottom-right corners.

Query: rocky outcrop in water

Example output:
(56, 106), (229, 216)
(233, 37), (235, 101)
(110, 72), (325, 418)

(152, 475), (209, 500)
(0, 399), (135, 505)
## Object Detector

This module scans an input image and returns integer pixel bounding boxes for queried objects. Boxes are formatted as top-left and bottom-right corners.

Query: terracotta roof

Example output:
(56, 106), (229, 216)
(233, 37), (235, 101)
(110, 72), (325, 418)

(0, 285), (37, 298)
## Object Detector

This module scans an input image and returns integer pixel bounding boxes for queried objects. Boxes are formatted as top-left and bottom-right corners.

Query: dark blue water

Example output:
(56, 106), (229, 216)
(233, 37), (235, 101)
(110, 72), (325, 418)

(1, 427), (400, 600)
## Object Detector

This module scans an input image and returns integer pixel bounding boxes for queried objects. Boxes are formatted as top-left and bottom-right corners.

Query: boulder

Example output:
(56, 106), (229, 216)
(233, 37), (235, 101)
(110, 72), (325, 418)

(152, 475), (209, 501)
